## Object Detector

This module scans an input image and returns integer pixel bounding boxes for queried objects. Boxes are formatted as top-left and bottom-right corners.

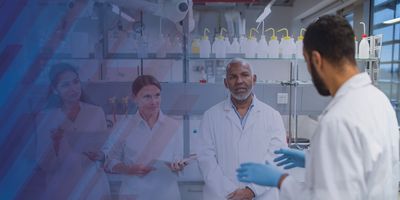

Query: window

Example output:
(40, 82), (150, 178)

(345, 13), (354, 27)
(373, 25), (393, 42)
(372, 0), (400, 118)
(373, 8), (395, 25)
(374, 0), (393, 6)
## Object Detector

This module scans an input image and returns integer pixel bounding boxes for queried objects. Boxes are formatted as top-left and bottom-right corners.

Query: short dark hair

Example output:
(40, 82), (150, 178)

(131, 75), (162, 95)
(303, 15), (356, 66)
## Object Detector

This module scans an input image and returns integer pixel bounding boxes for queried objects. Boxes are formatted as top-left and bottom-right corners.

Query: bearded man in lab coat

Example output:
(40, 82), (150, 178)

(236, 15), (399, 200)
(197, 58), (287, 200)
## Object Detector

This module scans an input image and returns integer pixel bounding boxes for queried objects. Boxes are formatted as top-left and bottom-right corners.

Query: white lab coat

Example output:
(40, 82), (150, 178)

(279, 73), (399, 200)
(197, 96), (287, 200)
(35, 102), (110, 200)
(106, 112), (183, 200)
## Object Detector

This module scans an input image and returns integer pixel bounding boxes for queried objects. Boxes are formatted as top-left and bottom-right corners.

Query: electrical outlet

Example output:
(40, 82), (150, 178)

(277, 93), (288, 104)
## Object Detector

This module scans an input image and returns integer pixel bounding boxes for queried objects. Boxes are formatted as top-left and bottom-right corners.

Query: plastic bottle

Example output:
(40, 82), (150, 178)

(295, 28), (306, 59)
(277, 28), (294, 58)
(230, 37), (240, 54)
(137, 35), (148, 58)
(156, 34), (167, 58)
(199, 67), (207, 83)
(224, 37), (231, 54)
(354, 36), (358, 59)
(257, 34), (268, 58)
(171, 36), (182, 54)
(239, 35), (247, 54)
(164, 35), (173, 55)
(244, 28), (259, 58)
(289, 37), (296, 58)
(256, 20), (268, 58)
(212, 28), (227, 58)
(358, 22), (369, 59)
(191, 38), (200, 54)
(266, 28), (279, 58)
(199, 28), (211, 58)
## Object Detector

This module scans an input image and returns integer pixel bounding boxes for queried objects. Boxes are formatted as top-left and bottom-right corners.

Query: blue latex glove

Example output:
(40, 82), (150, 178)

(274, 148), (305, 169)
(236, 162), (284, 187)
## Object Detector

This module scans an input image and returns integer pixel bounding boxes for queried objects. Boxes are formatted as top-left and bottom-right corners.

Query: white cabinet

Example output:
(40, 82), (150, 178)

(179, 181), (204, 200)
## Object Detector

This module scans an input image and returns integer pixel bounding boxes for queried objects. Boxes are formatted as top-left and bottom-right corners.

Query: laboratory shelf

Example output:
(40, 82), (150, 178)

(105, 53), (184, 60)
(41, 53), (96, 59)
(188, 54), (304, 61)
(188, 54), (378, 62)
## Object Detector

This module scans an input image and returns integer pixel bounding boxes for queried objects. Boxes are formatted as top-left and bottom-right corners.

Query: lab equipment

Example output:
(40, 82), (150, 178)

(277, 28), (295, 58)
(156, 34), (167, 57)
(354, 36), (358, 58)
(255, 0), (275, 23)
(266, 28), (279, 58)
(224, 37), (231, 52)
(244, 28), (259, 58)
(199, 28), (211, 58)
(105, 0), (191, 23)
(212, 28), (227, 58)
(239, 35), (247, 54)
(295, 28), (306, 59)
(230, 37), (240, 54)
(358, 22), (369, 59)
(191, 38), (200, 54)
(257, 35), (269, 58)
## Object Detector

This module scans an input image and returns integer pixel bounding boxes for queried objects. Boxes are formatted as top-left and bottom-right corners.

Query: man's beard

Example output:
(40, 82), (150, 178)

(310, 62), (330, 96)
(231, 84), (253, 101)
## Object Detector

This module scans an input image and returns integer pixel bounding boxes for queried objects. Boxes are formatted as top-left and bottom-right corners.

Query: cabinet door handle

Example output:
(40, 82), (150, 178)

(188, 188), (203, 192)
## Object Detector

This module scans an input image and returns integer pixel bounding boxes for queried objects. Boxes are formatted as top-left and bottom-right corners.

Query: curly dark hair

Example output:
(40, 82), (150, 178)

(303, 15), (356, 66)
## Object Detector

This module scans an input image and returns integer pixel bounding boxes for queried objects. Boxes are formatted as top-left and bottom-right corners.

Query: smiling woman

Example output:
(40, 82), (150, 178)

(105, 75), (186, 200)
(35, 63), (111, 199)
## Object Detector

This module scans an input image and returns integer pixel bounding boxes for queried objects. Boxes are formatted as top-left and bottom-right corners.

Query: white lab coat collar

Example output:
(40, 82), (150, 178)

(321, 72), (371, 117)
(223, 94), (261, 112)
(134, 110), (166, 128)
(223, 94), (261, 131)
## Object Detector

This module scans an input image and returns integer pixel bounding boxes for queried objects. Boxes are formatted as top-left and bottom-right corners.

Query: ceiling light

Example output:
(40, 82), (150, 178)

(111, 4), (135, 22)
(383, 17), (400, 25)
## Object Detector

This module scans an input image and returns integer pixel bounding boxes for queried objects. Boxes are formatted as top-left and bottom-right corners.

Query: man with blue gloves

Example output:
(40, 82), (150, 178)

(237, 149), (304, 188)
(237, 15), (399, 200)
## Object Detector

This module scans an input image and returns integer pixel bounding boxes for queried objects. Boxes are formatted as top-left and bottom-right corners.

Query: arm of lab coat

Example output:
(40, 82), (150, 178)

(249, 110), (288, 197)
(172, 125), (184, 161)
(104, 123), (126, 172)
(35, 112), (61, 172)
(280, 118), (365, 200)
(307, 118), (365, 199)
(98, 109), (112, 155)
(279, 176), (309, 200)
(197, 113), (237, 197)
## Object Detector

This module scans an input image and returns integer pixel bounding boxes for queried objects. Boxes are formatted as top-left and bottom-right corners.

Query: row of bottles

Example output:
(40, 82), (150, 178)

(108, 31), (184, 57)
(192, 27), (306, 59)
(194, 22), (377, 60)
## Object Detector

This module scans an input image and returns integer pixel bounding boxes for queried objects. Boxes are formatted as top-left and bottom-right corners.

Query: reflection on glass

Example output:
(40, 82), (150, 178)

(379, 64), (393, 80)
(373, 26), (393, 42)
(393, 44), (399, 61)
(380, 44), (394, 62)
(374, 0), (393, 6)
(373, 8), (394, 25)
